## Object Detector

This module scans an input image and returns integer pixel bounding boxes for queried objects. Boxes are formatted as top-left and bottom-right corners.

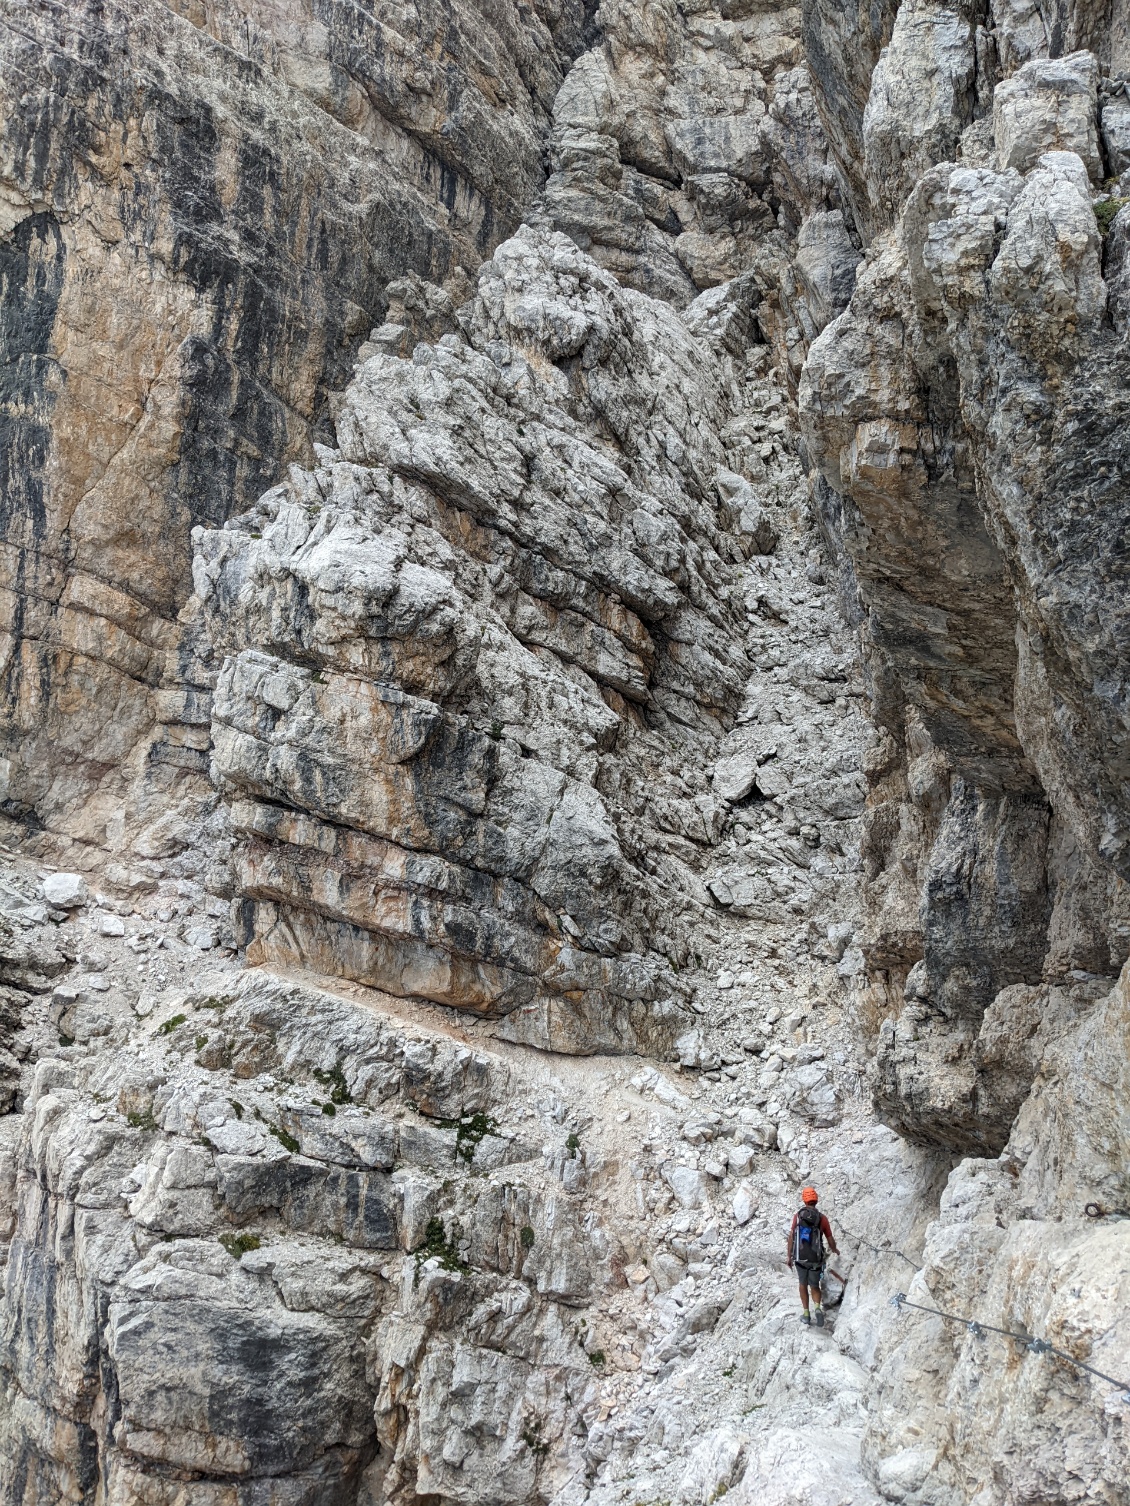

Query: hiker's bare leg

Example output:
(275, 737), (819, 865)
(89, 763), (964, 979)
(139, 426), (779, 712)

(798, 1280), (810, 1310)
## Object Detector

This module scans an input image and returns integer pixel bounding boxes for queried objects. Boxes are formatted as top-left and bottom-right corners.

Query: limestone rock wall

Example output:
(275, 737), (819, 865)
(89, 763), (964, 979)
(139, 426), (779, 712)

(0, 0), (583, 839)
(793, 2), (1130, 1500)
(2, 1), (1130, 1504)
(798, 1), (1130, 1154)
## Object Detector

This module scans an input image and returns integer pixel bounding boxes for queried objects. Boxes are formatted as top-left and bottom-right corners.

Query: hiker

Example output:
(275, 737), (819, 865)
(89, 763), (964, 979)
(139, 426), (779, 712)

(787, 1186), (839, 1326)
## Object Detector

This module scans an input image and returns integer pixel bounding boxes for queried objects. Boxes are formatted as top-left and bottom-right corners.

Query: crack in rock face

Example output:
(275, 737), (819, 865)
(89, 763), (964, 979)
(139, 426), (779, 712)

(1, 2), (1129, 1504)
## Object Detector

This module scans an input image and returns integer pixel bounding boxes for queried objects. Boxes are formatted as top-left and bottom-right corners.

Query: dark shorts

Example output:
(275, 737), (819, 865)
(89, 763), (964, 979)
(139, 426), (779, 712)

(795, 1262), (824, 1289)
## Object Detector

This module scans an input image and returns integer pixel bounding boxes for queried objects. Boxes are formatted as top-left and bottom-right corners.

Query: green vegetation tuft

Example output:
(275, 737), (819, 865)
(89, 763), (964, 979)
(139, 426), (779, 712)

(312, 1064), (352, 1104)
(520, 1225), (536, 1249)
(219, 1232), (261, 1260)
(1096, 196), (1129, 234)
(566, 1132), (581, 1159)
(588, 1349), (605, 1367)
(229, 1100), (244, 1120)
(156, 1013), (186, 1036)
(127, 1108), (158, 1131)
(437, 1111), (498, 1163)
(414, 1216), (466, 1277)
(320, 1101), (337, 1116)
(195, 1034), (208, 1051)
(267, 1122), (300, 1153)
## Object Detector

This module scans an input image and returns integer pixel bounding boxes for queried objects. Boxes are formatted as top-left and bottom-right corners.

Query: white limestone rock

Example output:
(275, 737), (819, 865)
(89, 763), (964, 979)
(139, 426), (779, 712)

(993, 50), (1102, 177)
(40, 872), (87, 908)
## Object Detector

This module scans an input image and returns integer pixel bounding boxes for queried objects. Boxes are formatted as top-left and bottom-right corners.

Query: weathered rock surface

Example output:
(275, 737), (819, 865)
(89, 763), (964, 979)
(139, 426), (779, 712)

(0, 961), (598, 1503)
(800, 3), (1130, 1161)
(184, 222), (863, 1057)
(3, 2), (1130, 1505)
(0, 0), (585, 841)
(545, 0), (841, 303)
(794, 4), (1130, 1500)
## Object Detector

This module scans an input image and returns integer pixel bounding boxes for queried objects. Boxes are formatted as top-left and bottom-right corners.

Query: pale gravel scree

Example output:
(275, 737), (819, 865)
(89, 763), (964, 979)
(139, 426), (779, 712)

(0, 2), (1128, 1505)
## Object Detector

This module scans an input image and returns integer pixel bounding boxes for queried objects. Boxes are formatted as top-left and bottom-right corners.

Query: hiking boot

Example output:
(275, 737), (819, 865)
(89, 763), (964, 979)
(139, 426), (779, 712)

(814, 1309), (825, 1328)
(799, 1311), (811, 1325)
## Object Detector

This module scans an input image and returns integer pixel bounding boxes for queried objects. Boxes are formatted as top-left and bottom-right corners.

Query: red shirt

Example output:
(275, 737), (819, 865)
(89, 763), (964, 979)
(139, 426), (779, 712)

(788, 1210), (837, 1261)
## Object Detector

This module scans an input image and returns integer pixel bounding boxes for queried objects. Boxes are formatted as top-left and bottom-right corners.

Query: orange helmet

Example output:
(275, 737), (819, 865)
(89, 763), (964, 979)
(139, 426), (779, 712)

(801, 1187), (819, 1204)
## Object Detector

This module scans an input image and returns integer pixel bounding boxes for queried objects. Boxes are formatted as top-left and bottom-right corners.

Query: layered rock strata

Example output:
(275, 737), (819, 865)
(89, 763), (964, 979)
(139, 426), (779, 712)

(1, 1), (1130, 1505)
(0, 0), (585, 838)
(185, 225), (863, 1054)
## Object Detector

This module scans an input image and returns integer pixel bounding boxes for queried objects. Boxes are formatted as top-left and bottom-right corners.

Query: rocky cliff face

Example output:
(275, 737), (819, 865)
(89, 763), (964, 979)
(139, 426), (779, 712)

(0, 0), (586, 839)
(792, 4), (1130, 1498)
(1, 1), (1129, 1504)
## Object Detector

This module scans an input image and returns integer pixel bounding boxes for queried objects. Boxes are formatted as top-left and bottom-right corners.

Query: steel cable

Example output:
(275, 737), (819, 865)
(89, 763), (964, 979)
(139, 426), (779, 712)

(890, 1292), (1130, 1404)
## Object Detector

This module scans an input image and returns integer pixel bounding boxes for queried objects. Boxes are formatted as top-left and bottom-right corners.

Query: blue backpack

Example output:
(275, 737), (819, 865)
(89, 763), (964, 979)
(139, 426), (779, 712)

(793, 1207), (825, 1266)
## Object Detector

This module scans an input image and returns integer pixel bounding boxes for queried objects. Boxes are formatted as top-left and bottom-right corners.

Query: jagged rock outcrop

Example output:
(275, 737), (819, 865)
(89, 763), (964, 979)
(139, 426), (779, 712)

(546, 0), (836, 297)
(0, 962), (601, 1504)
(793, 3), (1130, 1500)
(180, 224), (864, 1056)
(799, 4), (1130, 1158)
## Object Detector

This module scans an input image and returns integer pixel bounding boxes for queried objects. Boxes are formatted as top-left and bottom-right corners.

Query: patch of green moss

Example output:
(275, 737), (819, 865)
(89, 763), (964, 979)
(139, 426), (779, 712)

(312, 1064), (352, 1104)
(127, 1108), (158, 1131)
(195, 996), (227, 1012)
(566, 1132), (581, 1159)
(1096, 196), (1129, 234)
(195, 1034), (208, 1051)
(414, 1215), (466, 1278)
(156, 1013), (186, 1037)
(219, 1232), (261, 1260)
(229, 1100), (244, 1120)
(267, 1122), (300, 1154)
(520, 1225), (535, 1249)
(437, 1111), (499, 1163)
(588, 1349), (605, 1367)
(320, 1101), (336, 1117)
(58, 1034), (75, 1047)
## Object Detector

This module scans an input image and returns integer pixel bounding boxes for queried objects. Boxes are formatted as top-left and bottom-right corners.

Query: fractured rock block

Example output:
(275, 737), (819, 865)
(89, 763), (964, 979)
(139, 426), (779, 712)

(993, 50), (1101, 177)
